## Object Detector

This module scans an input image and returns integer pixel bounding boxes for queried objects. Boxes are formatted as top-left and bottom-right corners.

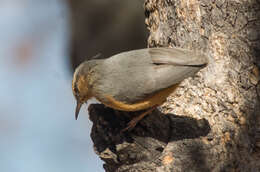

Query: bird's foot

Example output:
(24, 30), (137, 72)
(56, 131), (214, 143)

(121, 106), (157, 133)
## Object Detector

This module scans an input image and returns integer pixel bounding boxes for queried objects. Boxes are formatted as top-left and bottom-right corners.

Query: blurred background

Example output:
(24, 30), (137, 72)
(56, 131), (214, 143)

(0, 0), (146, 172)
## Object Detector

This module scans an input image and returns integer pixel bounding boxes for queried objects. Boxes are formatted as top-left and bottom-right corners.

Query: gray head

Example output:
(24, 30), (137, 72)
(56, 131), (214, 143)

(72, 60), (99, 119)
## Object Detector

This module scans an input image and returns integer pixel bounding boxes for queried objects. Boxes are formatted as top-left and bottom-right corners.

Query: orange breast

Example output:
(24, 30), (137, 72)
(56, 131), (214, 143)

(100, 84), (179, 111)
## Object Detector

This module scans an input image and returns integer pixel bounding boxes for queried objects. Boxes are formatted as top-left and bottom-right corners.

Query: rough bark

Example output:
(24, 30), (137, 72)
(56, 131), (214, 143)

(76, 0), (260, 171)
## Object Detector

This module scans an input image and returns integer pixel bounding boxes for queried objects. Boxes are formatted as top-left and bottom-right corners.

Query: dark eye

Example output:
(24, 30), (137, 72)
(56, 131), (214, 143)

(73, 85), (80, 97)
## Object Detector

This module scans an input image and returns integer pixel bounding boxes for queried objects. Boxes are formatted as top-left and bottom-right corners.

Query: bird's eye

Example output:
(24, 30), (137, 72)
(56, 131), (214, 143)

(73, 85), (80, 97)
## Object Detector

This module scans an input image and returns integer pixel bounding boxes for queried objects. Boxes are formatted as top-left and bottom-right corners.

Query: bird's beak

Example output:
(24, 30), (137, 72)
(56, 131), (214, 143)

(75, 101), (83, 120)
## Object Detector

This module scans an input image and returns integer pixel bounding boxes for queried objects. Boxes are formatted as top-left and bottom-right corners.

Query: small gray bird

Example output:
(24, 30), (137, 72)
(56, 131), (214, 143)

(72, 47), (208, 131)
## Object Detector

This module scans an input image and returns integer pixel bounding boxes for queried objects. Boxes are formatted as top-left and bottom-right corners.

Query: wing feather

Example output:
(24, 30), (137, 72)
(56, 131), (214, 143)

(94, 47), (208, 104)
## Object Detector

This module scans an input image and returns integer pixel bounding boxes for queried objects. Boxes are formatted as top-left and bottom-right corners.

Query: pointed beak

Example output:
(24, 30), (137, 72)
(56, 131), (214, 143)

(75, 101), (83, 120)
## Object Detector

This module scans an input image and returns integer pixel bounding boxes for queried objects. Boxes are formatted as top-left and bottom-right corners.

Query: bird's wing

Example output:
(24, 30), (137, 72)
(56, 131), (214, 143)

(147, 47), (208, 89)
(149, 47), (208, 66)
(94, 47), (208, 104)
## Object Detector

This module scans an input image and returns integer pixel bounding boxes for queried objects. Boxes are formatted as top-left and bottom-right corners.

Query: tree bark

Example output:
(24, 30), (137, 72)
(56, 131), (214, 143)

(86, 0), (260, 171)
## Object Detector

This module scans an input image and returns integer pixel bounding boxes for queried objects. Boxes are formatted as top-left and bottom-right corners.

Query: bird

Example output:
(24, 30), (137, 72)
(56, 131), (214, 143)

(72, 47), (208, 131)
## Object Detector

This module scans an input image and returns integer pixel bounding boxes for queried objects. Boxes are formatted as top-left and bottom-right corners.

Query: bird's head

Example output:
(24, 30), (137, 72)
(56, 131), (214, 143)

(72, 62), (93, 120)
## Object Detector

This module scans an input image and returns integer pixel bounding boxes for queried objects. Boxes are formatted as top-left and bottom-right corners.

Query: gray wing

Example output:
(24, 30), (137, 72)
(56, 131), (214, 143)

(94, 47), (208, 104)
(148, 47), (208, 89)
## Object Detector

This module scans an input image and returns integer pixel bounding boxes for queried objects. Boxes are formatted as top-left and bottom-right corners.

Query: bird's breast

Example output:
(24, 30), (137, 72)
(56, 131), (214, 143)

(95, 84), (179, 111)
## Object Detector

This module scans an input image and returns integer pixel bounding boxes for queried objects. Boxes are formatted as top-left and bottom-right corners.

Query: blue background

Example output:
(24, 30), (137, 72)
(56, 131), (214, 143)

(0, 0), (103, 171)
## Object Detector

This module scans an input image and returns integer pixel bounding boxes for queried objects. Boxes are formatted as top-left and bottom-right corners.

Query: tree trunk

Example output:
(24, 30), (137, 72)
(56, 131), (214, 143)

(88, 0), (260, 171)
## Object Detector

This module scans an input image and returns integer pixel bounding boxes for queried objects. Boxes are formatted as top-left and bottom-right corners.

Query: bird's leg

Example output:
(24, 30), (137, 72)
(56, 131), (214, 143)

(121, 105), (158, 132)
